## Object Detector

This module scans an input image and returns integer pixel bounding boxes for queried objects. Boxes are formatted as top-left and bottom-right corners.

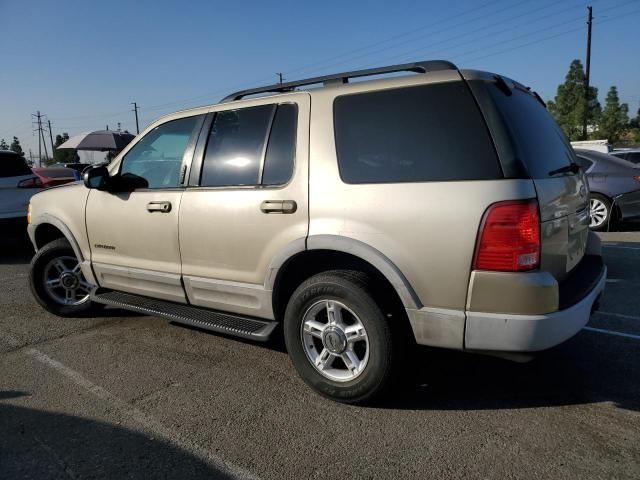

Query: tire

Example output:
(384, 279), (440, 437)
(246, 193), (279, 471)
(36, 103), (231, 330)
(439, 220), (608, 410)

(29, 238), (100, 317)
(589, 193), (612, 231)
(283, 270), (398, 404)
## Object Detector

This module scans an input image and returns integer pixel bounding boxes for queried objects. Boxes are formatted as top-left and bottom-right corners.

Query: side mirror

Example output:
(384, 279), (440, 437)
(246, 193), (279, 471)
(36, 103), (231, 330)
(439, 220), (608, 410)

(83, 165), (110, 190)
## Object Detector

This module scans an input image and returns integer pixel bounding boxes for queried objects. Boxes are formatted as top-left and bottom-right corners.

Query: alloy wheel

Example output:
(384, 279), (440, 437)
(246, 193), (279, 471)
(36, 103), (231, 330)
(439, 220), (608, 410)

(300, 300), (369, 382)
(589, 198), (608, 228)
(43, 256), (92, 306)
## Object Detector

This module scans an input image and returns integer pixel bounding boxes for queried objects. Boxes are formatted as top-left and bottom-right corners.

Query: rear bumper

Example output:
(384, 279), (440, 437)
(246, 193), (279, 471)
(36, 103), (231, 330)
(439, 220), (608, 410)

(464, 261), (606, 352)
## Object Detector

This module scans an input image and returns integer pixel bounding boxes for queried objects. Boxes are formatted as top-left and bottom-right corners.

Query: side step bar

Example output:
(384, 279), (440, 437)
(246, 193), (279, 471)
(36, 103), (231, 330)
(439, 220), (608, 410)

(91, 289), (278, 342)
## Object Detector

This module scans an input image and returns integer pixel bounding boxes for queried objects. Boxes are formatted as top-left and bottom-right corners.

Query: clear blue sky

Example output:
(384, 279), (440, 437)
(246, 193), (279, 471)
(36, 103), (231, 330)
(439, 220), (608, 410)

(1, 0), (639, 158)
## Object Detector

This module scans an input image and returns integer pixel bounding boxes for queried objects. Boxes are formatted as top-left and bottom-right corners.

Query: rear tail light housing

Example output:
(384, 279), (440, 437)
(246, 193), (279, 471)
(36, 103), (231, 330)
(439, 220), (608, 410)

(473, 200), (540, 272)
(633, 176), (640, 183)
(17, 177), (43, 188)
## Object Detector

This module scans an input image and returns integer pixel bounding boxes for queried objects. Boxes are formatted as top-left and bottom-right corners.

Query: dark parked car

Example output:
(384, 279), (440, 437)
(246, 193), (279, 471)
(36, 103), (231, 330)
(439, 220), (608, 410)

(611, 149), (640, 165)
(574, 148), (640, 230)
(32, 167), (78, 188)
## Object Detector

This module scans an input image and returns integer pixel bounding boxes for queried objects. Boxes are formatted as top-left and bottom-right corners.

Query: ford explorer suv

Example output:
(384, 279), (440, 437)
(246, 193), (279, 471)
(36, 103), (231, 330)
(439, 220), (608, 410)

(27, 61), (606, 403)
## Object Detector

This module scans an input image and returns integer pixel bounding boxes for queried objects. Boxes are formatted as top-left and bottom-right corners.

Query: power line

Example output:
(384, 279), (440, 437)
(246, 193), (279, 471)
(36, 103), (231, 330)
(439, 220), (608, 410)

(459, 7), (640, 65)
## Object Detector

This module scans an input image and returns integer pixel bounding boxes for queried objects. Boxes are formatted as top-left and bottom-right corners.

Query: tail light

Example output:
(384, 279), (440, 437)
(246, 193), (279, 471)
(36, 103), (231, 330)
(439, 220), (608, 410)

(473, 200), (540, 272)
(633, 176), (640, 183)
(17, 177), (43, 188)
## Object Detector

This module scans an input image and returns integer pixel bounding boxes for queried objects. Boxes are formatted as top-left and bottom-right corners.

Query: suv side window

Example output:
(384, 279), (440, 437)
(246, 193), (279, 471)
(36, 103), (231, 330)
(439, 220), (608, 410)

(627, 152), (640, 164)
(333, 82), (502, 184)
(200, 104), (297, 187)
(0, 152), (32, 177)
(120, 115), (200, 189)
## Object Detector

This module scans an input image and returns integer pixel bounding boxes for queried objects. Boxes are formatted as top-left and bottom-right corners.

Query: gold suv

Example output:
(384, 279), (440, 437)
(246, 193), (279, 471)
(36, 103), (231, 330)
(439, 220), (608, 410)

(27, 61), (606, 403)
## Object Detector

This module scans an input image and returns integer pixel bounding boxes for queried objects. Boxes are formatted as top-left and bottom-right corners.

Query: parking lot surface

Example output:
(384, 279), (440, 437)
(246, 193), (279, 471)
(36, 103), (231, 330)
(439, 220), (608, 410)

(1, 229), (639, 479)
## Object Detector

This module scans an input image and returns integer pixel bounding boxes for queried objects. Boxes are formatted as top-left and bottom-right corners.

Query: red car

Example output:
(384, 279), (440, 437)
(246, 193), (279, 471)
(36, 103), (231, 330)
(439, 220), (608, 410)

(31, 167), (78, 188)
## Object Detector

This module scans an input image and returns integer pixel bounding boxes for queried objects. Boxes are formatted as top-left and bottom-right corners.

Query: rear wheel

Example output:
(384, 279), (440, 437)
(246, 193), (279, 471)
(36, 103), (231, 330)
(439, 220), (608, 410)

(29, 238), (100, 317)
(589, 193), (611, 231)
(283, 270), (397, 404)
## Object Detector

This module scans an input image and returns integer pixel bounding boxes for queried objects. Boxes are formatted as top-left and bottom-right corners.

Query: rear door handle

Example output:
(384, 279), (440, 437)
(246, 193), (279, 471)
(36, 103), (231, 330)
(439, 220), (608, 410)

(146, 201), (172, 213)
(260, 200), (297, 214)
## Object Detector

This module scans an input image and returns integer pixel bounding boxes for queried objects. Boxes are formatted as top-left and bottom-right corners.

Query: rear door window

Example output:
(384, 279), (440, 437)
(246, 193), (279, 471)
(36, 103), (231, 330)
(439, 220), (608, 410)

(333, 82), (502, 184)
(0, 153), (32, 177)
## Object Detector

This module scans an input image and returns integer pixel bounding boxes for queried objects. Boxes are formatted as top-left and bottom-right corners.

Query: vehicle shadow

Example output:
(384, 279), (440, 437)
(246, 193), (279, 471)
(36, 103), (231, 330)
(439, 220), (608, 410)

(384, 333), (640, 412)
(0, 396), (237, 479)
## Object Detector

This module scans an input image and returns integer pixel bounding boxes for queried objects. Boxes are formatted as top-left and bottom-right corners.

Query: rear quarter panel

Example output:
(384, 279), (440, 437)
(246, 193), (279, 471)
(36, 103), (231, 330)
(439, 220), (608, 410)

(308, 77), (537, 311)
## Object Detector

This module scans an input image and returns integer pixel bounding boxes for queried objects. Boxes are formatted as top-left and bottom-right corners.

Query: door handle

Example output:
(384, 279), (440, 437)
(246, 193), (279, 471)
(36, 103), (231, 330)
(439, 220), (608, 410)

(146, 201), (172, 213)
(260, 200), (297, 214)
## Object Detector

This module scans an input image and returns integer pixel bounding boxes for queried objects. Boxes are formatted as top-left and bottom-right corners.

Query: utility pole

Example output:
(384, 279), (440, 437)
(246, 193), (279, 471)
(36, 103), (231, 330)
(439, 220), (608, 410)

(47, 119), (55, 158)
(582, 5), (593, 140)
(131, 102), (140, 134)
(40, 124), (49, 164)
(276, 73), (284, 85)
(32, 111), (42, 167)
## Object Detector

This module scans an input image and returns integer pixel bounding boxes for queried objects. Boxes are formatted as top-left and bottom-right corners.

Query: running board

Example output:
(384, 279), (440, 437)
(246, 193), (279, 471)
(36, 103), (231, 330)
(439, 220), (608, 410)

(91, 289), (278, 342)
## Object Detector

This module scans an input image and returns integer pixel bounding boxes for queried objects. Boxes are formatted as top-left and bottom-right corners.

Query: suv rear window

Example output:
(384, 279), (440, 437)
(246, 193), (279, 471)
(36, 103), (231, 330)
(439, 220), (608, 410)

(486, 86), (575, 178)
(0, 152), (32, 177)
(333, 82), (502, 184)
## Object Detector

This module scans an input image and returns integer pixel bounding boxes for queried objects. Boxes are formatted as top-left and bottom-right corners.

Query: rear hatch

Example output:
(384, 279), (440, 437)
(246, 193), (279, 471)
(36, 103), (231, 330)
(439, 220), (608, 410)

(463, 71), (590, 282)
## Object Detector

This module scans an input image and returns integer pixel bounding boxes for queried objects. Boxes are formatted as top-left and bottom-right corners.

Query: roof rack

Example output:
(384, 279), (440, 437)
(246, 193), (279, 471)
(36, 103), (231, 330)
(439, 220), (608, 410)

(221, 60), (457, 102)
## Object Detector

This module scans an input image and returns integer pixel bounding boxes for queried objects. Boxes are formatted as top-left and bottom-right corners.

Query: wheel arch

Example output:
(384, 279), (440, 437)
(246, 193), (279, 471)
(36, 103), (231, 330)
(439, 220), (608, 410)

(30, 214), (85, 262)
(268, 235), (421, 323)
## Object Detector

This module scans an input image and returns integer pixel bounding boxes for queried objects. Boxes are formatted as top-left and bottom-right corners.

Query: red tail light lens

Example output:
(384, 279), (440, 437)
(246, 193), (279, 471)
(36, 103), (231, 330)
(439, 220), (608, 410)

(17, 177), (43, 188)
(473, 200), (540, 272)
(633, 176), (640, 183)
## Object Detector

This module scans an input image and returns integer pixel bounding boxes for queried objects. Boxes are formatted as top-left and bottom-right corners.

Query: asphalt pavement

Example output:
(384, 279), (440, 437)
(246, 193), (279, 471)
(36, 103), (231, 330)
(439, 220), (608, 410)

(1, 227), (639, 479)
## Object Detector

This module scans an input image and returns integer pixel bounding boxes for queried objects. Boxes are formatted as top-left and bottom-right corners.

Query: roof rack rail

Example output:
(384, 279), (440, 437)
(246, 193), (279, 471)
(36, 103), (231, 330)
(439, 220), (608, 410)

(221, 60), (457, 102)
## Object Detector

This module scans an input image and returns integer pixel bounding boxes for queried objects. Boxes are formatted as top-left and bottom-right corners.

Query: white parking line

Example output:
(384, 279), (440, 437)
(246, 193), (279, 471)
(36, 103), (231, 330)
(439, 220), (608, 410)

(583, 327), (640, 340)
(0, 334), (259, 480)
(594, 311), (640, 322)
(602, 245), (640, 251)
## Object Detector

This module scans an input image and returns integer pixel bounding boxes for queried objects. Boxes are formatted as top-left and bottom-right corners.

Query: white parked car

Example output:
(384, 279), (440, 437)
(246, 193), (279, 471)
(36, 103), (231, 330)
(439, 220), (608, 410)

(0, 150), (41, 222)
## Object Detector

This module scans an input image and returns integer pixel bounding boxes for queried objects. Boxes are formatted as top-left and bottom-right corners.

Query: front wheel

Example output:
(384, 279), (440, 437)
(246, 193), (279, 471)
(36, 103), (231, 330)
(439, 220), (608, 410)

(589, 194), (612, 231)
(283, 270), (397, 404)
(29, 238), (100, 317)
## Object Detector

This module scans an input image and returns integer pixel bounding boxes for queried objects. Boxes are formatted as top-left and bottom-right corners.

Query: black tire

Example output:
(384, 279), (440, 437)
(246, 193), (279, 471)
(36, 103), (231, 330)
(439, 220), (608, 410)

(283, 270), (398, 404)
(589, 193), (612, 231)
(29, 238), (101, 317)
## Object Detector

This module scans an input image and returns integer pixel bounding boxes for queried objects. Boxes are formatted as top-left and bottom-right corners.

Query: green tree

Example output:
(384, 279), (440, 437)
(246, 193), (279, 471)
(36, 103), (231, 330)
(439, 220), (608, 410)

(0, 138), (8, 150)
(9, 136), (24, 156)
(53, 133), (80, 164)
(547, 59), (600, 140)
(598, 86), (629, 143)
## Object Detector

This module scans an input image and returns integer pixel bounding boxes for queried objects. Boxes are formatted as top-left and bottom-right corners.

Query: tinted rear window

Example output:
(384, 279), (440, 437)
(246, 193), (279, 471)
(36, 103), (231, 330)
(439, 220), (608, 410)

(0, 153), (31, 177)
(627, 152), (640, 164)
(334, 82), (502, 184)
(486, 86), (575, 178)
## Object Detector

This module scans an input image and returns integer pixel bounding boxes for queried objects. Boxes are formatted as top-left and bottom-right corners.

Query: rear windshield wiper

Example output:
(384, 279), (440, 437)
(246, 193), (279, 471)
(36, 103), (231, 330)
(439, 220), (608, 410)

(548, 163), (580, 176)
